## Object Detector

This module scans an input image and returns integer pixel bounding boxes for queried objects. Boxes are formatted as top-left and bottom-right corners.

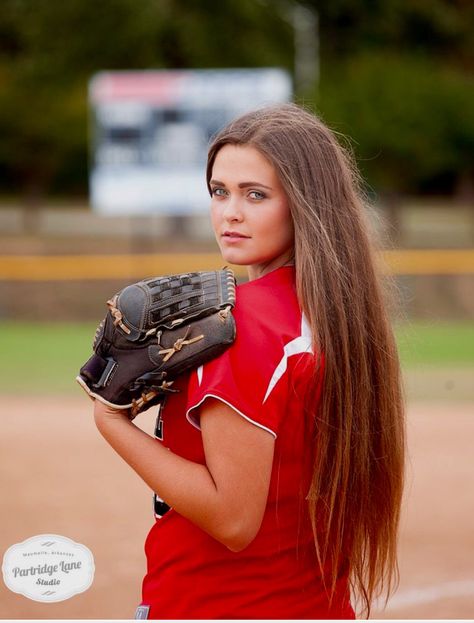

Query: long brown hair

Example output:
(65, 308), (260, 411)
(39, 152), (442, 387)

(207, 103), (405, 617)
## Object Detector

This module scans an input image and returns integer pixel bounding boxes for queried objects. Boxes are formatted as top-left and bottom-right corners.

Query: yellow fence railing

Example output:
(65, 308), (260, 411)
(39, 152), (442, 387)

(0, 249), (474, 281)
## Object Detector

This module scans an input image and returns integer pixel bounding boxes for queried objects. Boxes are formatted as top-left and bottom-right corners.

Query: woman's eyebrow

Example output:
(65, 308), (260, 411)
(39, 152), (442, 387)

(210, 179), (273, 190)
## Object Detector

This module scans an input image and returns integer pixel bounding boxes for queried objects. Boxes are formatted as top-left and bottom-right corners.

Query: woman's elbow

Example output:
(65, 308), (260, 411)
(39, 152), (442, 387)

(224, 534), (255, 553)
(218, 519), (261, 553)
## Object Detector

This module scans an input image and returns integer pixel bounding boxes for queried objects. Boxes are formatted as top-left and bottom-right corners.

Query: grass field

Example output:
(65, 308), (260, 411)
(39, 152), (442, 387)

(0, 322), (96, 394)
(395, 322), (474, 366)
(0, 321), (472, 397)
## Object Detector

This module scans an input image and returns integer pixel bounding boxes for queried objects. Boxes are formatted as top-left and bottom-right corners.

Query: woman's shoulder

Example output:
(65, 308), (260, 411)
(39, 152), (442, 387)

(231, 266), (308, 353)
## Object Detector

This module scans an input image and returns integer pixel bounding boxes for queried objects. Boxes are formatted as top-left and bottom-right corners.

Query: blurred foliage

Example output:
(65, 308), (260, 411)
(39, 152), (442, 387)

(0, 0), (472, 199)
(318, 53), (474, 195)
(313, 0), (473, 66)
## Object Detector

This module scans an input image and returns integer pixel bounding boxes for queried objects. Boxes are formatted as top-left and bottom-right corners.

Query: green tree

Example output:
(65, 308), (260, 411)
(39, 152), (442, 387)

(0, 0), (292, 198)
(0, 0), (473, 199)
(317, 53), (474, 196)
(310, 0), (473, 69)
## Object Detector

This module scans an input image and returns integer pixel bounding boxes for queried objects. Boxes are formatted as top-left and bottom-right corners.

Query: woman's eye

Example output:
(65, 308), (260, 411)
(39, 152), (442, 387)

(211, 187), (227, 197)
(249, 190), (265, 200)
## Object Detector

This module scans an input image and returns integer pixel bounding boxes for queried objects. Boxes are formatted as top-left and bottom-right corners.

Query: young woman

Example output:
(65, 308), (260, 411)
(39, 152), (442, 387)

(93, 103), (405, 619)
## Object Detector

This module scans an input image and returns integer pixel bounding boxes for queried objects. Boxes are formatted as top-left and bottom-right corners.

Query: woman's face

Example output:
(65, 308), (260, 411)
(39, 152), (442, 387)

(209, 144), (294, 281)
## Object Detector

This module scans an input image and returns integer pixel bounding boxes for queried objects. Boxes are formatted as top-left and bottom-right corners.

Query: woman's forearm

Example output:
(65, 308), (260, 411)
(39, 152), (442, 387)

(95, 413), (226, 532)
(93, 398), (274, 551)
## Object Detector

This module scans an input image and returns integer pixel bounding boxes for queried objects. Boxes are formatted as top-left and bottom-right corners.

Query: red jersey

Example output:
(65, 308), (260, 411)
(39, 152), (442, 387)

(139, 266), (354, 619)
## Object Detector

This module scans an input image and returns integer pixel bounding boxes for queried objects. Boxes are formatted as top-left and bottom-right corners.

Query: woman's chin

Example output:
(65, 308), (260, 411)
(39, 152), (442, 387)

(219, 250), (249, 267)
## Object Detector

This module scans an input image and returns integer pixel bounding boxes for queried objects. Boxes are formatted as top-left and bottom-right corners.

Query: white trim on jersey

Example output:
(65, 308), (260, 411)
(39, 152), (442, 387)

(262, 313), (313, 404)
(186, 394), (277, 439)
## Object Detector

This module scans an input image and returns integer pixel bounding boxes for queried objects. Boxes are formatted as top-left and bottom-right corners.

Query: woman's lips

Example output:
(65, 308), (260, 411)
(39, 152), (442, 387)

(222, 231), (250, 239)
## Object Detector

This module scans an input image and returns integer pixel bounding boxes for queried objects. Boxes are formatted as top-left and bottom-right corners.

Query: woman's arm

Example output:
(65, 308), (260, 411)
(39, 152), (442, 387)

(94, 398), (275, 551)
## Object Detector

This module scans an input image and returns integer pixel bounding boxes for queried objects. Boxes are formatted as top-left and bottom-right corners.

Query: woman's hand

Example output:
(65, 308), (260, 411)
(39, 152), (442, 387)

(93, 399), (131, 427)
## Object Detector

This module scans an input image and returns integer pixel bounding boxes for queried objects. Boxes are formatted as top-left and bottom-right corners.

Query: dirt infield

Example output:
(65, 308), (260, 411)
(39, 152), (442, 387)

(1, 396), (473, 619)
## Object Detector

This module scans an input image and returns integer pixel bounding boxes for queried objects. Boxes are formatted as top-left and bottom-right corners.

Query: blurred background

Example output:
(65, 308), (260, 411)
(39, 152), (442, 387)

(0, 0), (473, 620)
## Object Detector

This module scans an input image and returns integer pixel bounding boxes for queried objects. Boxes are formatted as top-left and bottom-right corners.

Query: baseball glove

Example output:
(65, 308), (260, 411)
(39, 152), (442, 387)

(76, 269), (236, 419)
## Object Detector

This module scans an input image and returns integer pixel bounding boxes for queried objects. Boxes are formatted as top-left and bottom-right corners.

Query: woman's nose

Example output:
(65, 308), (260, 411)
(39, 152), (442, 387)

(222, 196), (244, 222)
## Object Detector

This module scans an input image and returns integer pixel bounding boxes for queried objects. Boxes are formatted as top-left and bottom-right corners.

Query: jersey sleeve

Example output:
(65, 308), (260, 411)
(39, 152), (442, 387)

(185, 310), (295, 438)
(185, 300), (316, 439)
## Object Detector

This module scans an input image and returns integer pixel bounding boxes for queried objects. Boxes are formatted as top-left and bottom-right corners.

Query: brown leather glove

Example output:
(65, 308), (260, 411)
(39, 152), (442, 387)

(76, 270), (236, 419)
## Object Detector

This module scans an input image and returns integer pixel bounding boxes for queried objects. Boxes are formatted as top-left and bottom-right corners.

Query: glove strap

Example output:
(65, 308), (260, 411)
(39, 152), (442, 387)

(79, 354), (117, 389)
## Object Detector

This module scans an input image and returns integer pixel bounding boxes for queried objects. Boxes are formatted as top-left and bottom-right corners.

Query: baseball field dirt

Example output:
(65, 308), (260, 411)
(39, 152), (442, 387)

(1, 396), (473, 619)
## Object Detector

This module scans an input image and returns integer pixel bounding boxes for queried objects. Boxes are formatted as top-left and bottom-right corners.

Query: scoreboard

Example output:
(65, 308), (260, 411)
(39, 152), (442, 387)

(88, 69), (292, 215)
